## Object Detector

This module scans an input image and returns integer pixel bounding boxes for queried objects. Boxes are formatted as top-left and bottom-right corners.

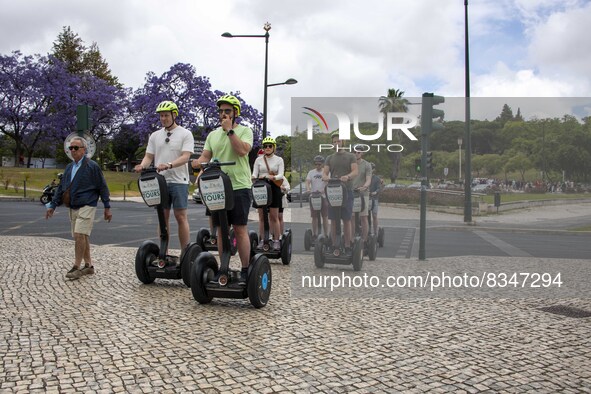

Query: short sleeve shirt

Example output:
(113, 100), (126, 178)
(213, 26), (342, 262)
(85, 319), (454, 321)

(203, 124), (253, 190)
(325, 152), (356, 189)
(352, 159), (371, 189)
(146, 126), (194, 184)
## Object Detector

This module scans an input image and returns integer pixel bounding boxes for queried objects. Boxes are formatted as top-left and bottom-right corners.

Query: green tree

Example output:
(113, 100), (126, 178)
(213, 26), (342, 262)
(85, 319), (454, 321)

(51, 26), (120, 87)
(504, 153), (533, 182)
(378, 88), (409, 183)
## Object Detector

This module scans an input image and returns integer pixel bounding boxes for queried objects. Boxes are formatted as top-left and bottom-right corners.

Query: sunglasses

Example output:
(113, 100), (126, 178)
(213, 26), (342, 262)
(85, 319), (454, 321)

(68, 146), (83, 151)
(263, 144), (274, 149)
(165, 132), (171, 143)
(218, 108), (233, 115)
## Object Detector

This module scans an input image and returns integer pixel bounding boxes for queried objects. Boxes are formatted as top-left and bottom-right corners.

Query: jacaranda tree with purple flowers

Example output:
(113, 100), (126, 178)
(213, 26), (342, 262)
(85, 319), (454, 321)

(129, 63), (263, 145)
(0, 51), (128, 167)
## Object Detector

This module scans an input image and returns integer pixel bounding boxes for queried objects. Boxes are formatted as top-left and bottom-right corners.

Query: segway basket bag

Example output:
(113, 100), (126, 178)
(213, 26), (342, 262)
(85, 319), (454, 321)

(325, 181), (345, 208)
(252, 179), (272, 208)
(199, 166), (234, 212)
(138, 169), (169, 208)
(352, 190), (365, 213)
(309, 191), (323, 211)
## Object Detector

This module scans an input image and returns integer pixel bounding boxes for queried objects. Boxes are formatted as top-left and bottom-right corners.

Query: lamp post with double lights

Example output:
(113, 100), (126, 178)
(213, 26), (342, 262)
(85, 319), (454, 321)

(222, 22), (272, 137)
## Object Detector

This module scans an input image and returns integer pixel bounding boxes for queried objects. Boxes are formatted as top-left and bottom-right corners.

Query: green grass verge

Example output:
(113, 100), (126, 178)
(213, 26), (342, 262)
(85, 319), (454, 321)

(0, 167), (198, 199)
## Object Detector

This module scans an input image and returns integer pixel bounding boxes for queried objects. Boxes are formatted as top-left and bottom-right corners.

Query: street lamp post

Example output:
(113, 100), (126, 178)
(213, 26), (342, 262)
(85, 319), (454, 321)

(458, 137), (463, 181)
(464, 0), (473, 223)
(267, 78), (298, 88)
(222, 23), (272, 137)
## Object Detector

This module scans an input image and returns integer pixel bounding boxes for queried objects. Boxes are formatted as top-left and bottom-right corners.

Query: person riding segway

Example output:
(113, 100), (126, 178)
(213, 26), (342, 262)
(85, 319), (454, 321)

(314, 131), (362, 271)
(352, 187), (377, 261)
(190, 161), (272, 308)
(315, 178), (363, 271)
(251, 137), (291, 265)
(351, 149), (376, 259)
(135, 167), (202, 287)
(368, 162), (385, 247)
(304, 155), (329, 251)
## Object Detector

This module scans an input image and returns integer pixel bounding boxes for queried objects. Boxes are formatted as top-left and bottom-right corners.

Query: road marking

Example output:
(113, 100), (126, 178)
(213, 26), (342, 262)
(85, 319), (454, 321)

(474, 230), (532, 257)
(397, 228), (415, 259)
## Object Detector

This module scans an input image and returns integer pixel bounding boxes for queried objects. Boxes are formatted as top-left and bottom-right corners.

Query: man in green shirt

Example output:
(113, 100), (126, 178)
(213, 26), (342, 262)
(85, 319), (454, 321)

(192, 95), (253, 284)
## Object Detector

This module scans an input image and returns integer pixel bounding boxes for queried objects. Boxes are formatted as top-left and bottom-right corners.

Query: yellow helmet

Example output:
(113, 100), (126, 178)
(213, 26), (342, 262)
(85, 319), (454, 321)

(216, 95), (241, 117)
(262, 137), (276, 146)
(155, 101), (179, 116)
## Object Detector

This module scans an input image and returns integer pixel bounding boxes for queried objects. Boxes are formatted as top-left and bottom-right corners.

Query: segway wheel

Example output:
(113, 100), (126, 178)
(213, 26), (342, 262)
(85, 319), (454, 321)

(190, 253), (218, 304)
(135, 240), (158, 284)
(248, 254), (272, 308)
(180, 243), (203, 287)
(195, 228), (210, 251)
(378, 227), (385, 248)
(40, 194), (50, 205)
(314, 235), (325, 268)
(229, 228), (238, 256)
(249, 231), (259, 259)
(368, 235), (378, 261)
(281, 231), (292, 265)
(304, 229), (312, 251)
(352, 238), (363, 272)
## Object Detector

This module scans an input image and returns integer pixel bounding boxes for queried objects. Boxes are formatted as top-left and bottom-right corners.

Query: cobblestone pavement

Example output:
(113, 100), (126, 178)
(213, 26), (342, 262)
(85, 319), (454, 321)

(1, 236), (590, 393)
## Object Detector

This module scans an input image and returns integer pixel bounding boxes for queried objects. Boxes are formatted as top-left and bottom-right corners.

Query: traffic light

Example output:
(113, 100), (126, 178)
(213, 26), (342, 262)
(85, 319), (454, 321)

(421, 93), (444, 135)
(76, 105), (92, 134)
(426, 151), (433, 170)
(415, 158), (421, 172)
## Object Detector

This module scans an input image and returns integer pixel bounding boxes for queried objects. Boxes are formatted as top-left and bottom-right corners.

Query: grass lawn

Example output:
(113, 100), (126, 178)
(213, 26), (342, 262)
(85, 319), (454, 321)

(0, 167), (198, 199)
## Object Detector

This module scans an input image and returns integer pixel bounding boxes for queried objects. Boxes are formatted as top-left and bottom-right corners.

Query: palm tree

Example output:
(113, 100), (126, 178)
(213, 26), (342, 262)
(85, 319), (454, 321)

(379, 89), (409, 183)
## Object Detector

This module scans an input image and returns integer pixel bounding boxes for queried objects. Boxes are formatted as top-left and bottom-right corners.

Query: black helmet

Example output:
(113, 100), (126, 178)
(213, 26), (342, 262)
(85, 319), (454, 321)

(313, 155), (325, 164)
(57, 173), (63, 180)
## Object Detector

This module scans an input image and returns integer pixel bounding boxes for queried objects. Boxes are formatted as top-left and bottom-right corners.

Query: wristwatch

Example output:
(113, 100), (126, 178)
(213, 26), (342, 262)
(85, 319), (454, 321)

(167, 162), (173, 169)
(226, 129), (235, 136)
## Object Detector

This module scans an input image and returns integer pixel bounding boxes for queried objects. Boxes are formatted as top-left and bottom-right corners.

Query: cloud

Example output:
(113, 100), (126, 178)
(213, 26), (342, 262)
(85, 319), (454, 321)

(1, 0), (590, 137)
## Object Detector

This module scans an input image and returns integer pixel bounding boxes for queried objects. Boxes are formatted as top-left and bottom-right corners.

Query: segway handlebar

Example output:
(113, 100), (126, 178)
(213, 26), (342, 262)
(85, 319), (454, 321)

(199, 160), (236, 169)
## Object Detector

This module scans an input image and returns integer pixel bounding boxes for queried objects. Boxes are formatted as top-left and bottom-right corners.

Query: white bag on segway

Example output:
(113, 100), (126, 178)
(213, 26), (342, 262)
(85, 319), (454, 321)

(352, 191), (365, 213)
(310, 192), (323, 211)
(326, 182), (345, 208)
(199, 167), (234, 212)
(138, 170), (169, 208)
(252, 179), (272, 208)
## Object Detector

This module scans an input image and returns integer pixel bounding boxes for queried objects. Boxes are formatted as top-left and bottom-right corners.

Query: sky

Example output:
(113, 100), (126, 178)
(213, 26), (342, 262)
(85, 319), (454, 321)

(2, 0), (591, 136)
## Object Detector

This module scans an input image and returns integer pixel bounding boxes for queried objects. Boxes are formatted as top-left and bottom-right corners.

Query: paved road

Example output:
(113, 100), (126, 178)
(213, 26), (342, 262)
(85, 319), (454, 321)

(2, 199), (590, 260)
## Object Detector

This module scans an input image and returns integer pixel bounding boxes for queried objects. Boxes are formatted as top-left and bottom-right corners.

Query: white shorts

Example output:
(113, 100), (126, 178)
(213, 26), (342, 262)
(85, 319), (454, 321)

(69, 206), (97, 236)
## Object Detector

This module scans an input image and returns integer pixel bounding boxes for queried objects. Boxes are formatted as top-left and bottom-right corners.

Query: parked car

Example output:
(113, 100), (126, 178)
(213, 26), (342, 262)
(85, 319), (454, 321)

(408, 182), (432, 189)
(383, 183), (406, 190)
(287, 183), (309, 202)
(471, 184), (490, 193)
(192, 189), (202, 204)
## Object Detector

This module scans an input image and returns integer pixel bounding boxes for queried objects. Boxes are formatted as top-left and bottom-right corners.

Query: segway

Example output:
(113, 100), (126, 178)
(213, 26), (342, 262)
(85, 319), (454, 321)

(135, 168), (202, 287)
(190, 161), (272, 308)
(353, 189), (377, 261)
(368, 197), (385, 248)
(251, 179), (292, 265)
(304, 191), (324, 251)
(195, 218), (238, 256)
(314, 179), (363, 271)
